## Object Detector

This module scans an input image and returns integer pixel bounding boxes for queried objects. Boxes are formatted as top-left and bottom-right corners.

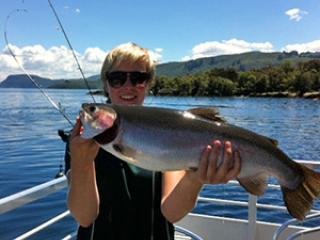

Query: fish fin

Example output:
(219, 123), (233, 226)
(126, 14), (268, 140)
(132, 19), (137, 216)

(265, 136), (278, 146)
(113, 143), (124, 153)
(113, 144), (139, 165)
(281, 165), (320, 220)
(238, 174), (268, 196)
(187, 107), (226, 123)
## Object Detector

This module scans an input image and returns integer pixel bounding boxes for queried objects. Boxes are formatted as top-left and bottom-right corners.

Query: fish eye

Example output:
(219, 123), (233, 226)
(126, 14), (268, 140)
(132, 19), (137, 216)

(89, 106), (96, 112)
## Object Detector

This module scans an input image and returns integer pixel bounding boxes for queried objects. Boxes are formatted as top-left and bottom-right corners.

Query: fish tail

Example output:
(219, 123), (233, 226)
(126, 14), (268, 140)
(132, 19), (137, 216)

(282, 165), (320, 220)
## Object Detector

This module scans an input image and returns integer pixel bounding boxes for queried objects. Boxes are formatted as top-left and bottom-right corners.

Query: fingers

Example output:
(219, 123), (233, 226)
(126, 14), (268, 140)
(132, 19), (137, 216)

(71, 118), (82, 139)
(207, 140), (220, 181)
(199, 145), (211, 182)
(225, 149), (241, 180)
(216, 141), (233, 182)
(200, 140), (241, 184)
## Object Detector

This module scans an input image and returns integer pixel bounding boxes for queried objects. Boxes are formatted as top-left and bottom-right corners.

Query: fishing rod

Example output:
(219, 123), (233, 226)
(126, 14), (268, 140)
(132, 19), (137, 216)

(47, 2), (98, 236)
(4, 9), (74, 127)
(47, 0), (96, 104)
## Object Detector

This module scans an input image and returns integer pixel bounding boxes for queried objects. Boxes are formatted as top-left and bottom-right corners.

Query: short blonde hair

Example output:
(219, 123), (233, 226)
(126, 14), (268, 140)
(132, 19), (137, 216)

(101, 42), (156, 87)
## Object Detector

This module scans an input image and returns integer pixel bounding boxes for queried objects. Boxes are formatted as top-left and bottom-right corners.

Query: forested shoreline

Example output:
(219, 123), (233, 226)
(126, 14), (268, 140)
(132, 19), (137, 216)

(151, 60), (320, 98)
(2, 58), (320, 99)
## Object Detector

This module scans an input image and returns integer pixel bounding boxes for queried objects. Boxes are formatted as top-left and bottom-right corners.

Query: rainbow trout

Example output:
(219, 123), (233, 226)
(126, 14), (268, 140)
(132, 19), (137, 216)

(80, 103), (320, 220)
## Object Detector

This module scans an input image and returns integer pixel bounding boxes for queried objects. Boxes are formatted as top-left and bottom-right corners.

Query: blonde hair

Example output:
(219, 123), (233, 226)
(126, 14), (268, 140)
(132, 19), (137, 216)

(101, 42), (156, 88)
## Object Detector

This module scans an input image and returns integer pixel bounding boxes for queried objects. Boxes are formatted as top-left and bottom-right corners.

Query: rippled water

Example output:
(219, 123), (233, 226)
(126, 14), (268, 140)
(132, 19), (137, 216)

(0, 89), (319, 239)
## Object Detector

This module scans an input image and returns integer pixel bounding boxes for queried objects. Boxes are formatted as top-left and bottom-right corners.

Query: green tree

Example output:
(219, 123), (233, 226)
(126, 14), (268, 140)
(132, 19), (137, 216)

(255, 74), (269, 93)
(207, 77), (236, 96)
(190, 75), (208, 96)
(238, 72), (256, 95)
(293, 71), (313, 96)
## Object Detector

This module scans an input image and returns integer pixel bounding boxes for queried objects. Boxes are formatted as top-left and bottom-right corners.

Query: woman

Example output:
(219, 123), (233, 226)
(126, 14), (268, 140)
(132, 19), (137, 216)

(68, 42), (241, 240)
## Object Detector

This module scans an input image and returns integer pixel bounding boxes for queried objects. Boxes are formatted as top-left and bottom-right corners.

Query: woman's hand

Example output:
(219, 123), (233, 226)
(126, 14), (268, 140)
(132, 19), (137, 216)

(70, 118), (100, 166)
(186, 140), (241, 185)
(68, 118), (100, 226)
(161, 140), (241, 223)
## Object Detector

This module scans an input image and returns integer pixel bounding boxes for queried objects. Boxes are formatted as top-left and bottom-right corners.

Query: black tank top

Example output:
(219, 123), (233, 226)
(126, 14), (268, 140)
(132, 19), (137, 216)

(76, 149), (175, 240)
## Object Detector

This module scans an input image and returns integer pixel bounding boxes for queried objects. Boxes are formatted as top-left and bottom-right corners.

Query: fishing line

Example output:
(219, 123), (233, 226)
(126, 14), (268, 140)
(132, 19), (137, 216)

(4, 9), (74, 127)
(46, 3), (97, 234)
(47, 0), (96, 104)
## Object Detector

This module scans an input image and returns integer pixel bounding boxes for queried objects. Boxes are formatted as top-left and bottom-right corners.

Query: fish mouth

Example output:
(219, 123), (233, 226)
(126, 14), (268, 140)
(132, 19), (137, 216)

(80, 103), (120, 145)
(81, 103), (117, 134)
(80, 104), (95, 125)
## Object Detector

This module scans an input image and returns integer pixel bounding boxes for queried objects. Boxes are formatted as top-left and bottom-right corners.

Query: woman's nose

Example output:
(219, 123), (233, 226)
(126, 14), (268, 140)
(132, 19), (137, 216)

(122, 73), (133, 87)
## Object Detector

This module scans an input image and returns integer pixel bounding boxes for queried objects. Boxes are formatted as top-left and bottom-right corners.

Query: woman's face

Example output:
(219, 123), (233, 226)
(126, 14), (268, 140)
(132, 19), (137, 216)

(105, 59), (150, 105)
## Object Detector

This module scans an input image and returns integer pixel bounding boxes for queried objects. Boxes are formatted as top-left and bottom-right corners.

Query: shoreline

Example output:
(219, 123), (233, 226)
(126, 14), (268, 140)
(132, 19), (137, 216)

(252, 91), (320, 99)
(1, 87), (318, 100)
(89, 89), (320, 100)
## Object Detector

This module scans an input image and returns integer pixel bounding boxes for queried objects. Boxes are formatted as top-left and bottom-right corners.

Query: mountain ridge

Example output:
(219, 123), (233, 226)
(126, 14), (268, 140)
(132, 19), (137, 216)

(1, 51), (320, 88)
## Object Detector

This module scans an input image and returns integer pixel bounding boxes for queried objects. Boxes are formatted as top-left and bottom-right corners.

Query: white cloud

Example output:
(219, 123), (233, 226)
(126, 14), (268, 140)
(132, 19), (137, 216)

(0, 44), (107, 81)
(285, 8), (308, 22)
(3, 39), (319, 82)
(181, 56), (191, 62)
(182, 39), (274, 60)
(148, 48), (163, 63)
(82, 47), (107, 74)
(283, 40), (320, 53)
(63, 6), (80, 14)
(0, 44), (165, 82)
(83, 47), (106, 63)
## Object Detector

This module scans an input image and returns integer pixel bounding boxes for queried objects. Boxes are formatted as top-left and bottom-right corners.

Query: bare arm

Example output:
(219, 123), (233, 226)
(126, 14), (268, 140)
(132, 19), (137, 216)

(161, 140), (241, 223)
(67, 119), (100, 227)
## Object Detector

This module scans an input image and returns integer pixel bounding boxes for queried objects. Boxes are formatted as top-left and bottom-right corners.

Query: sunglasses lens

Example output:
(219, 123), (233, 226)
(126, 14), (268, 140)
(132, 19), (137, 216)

(130, 72), (151, 85)
(107, 72), (126, 88)
(107, 71), (151, 88)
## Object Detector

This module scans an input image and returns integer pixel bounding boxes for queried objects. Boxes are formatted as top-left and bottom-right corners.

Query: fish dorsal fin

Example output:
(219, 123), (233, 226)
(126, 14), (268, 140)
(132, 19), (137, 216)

(259, 134), (278, 146)
(187, 107), (226, 123)
(238, 173), (268, 196)
(266, 137), (278, 146)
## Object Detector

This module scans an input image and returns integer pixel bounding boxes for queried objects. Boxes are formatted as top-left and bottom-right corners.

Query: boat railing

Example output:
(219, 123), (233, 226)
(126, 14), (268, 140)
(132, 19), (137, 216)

(15, 210), (72, 240)
(0, 159), (320, 240)
(272, 212), (320, 240)
(0, 176), (67, 215)
(174, 226), (203, 240)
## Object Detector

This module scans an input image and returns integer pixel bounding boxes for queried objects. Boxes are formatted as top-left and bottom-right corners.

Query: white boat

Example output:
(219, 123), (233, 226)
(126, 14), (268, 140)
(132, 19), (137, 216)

(1, 159), (320, 240)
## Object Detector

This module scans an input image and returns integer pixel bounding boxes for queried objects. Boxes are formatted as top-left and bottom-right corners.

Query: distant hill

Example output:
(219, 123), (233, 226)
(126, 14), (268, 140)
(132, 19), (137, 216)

(1, 51), (320, 88)
(0, 74), (101, 89)
(156, 51), (320, 76)
(77, 51), (320, 82)
(48, 78), (102, 89)
(0, 74), (54, 88)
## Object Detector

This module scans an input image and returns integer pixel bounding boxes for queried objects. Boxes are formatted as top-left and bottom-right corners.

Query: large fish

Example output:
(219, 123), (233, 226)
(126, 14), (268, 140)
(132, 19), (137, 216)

(80, 103), (320, 220)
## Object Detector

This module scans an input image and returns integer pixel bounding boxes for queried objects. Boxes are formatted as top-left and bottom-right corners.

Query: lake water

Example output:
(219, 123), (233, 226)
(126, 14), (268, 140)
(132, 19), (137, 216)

(0, 88), (319, 239)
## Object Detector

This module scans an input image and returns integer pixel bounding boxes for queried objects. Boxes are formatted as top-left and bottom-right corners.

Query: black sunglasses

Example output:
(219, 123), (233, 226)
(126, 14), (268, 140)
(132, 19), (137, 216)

(106, 71), (151, 88)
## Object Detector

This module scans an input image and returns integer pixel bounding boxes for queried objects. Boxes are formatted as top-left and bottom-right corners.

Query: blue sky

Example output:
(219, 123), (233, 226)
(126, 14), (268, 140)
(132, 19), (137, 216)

(0, 0), (320, 81)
